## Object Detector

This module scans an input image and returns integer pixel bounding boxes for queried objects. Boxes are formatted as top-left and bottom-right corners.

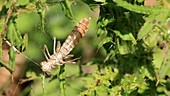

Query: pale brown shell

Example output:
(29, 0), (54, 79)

(41, 17), (91, 73)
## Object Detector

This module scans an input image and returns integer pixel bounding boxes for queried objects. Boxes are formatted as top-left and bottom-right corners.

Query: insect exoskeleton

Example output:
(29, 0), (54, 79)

(40, 17), (91, 73)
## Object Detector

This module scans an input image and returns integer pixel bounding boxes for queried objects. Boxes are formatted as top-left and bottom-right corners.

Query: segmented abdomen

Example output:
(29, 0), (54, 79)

(59, 18), (91, 57)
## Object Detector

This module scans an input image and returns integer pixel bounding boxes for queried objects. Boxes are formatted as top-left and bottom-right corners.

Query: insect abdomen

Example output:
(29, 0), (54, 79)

(59, 18), (91, 57)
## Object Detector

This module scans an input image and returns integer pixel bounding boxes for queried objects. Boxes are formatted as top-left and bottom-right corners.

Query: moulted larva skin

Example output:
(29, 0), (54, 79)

(40, 17), (91, 73)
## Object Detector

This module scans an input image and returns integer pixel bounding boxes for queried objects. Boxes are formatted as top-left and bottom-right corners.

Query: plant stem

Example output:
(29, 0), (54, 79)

(59, 65), (66, 96)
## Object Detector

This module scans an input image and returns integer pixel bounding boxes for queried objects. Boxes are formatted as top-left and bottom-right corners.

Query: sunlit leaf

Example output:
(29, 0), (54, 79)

(22, 33), (28, 51)
(98, 37), (112, 48)
(114, 30), (137, 44)
(16, 0), (29, 6)
(117, 40), (130, 54)
(60, 0), (74, 19)
(115, 0), (160, 14)
(0, 16), (5, 60)
(9, 47), (16, 71)
(94, 0), (106, 3)
(159, 60), (170, 79)
(143, 27), (160, 48)
(153, 48), (166, 68)
(138, 11), (169, 40)
(97, 28), (107, 36)
(0, 0), (5, 11)
(137, 14), (156, 40)
(7, 22), (16, 71)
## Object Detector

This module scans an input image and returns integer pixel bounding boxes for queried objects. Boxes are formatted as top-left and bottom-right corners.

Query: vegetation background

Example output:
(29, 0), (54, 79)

(0, 0), (170, 96)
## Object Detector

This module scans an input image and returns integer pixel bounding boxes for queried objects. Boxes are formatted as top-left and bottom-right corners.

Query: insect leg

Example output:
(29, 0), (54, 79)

(44, 45), (51, 59)
(63, 57), (81, 64)
(64, 54), (74, 60)
(53, 37), (56, 54)
(43, 51), (49, 60)
(56, 41), (61, 53)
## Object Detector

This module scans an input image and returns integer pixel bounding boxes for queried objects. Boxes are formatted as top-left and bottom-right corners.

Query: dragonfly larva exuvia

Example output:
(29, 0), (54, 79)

(41, 17), (91, 73)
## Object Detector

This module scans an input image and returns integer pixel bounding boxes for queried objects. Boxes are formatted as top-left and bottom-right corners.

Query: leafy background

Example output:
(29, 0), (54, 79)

(0, 0), (170, 96)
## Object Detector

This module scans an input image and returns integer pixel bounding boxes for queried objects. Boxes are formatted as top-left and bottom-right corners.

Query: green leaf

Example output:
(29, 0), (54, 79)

(97, 28), (107, 36)
(137, 0), (144, 3)
(115, 0), (160, 15)
(138, 11), (170, 40)
(97, 17), (114, 36)
(94, 0), (106, 3)
(98, 37), (112, 48)
(137, 14), (156, 40)
(159, 60), (170, 79)
(9, 48), (16, 71)
(0, 17), (5, 60)
(22, 34), (28, 51)
(143, 28), (160, 48)
(117, 40), (130, 54)
(153, 48), (166, 69)
(60, 0), (74, 19)
(16, 0), (30, 6)
(0, 0), (5, 11)
(158, 47), (170, 79)
(114, 30), (137, 44)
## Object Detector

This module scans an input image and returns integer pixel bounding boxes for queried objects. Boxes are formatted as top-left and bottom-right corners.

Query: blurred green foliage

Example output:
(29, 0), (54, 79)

(1, 0), (170, 96)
